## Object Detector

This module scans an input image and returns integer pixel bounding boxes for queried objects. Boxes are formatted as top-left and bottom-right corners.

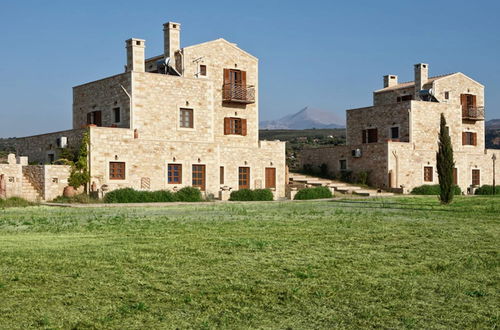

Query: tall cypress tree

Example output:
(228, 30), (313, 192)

(437, 113), (455, 204)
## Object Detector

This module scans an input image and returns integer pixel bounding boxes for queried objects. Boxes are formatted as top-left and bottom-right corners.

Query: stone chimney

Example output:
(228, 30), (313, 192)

(126, 38), (145, 72)
(164, 22), (181, 67)
(414, 63), (429, 99)
(383, 75), (398, 88)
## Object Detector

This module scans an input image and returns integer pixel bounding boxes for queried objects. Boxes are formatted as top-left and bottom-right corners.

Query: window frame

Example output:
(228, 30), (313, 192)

(472, 169), (480, 186)
(462, 131), (477, 146)
(167, 163), (182, 184)
(199, 64), (207, 77)
(179, 108), (194, 129)
(339, 159), (347, 171)
(423, 166), (433, 182)
(192, 164), (206, 191)
(362, 128), (378, 144)
(112, 107), (121, 124)
(109, 161), (126, 180)
(390, 126), (400, 140)
(238, 167), (250, 189)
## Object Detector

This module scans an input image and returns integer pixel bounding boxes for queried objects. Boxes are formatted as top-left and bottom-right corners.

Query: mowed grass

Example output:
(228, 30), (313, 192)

(0, 197), (499, 329)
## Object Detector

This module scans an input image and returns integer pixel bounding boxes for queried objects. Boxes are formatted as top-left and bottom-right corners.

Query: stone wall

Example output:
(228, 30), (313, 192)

(14, 128), (86, 164)
(0, 162), (22, 199)
(43, 165), (71, 200)
(88, 127), (286, 198)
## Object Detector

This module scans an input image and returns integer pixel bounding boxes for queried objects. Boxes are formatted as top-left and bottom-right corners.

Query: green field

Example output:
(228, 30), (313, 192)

(0, 197), (499, 329)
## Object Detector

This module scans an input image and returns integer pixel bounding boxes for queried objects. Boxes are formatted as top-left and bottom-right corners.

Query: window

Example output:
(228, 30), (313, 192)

(168, 164), (182, 184)
(453, 168), (458, 185)
(462, 132), (477, 146)
(397, 95), (413, 102)
(444, 91), (449, 100)
(48, 154), (55, 164)
(239, 167), (250, 189)
(192, 165), (206, 191)
(113, 107), (121, 123)
(424, 166), (433, 182)
(362, 128), (378, 143)
(199, 65), (207, 76)
(110, 162), (126, 180)
(86, 110), (102, 126)
(224, 117), (247, 136)
(220, 166), (224, 185)
(339, 160), (347, 171)
(180, 108), (193, 128)
(265, 168), (276, 189)
(472, 169), (480, 186)
(390, 126), (400, 139)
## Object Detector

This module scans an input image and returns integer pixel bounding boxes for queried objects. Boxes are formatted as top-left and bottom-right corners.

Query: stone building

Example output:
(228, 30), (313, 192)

(5, 21), (286, 201)
(301, 64), (499, 194)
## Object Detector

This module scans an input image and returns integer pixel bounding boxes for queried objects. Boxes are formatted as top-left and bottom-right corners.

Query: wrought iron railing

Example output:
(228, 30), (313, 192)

(462, 106), (485, 120)
(222, 83), (255, 104)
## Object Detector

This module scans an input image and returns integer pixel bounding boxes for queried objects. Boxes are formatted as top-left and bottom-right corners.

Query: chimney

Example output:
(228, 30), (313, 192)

(163, 22), (181, 67)
(414, 63), (429, 99)
(383, 75), (398, 88)
(126, 38), (145, 72)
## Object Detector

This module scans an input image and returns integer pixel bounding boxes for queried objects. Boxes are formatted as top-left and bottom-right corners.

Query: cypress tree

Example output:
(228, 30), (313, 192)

(437, 113), (455, 204)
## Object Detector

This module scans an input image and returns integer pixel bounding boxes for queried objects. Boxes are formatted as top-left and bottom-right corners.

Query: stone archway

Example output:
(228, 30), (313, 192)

(0, 174), (6, 199)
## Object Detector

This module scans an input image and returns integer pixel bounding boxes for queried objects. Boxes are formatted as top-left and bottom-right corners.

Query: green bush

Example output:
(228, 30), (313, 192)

(474, 185), (500, 195)
(229, 188), (274, 201)
(52, 193), (100, 204)
(294, 186), (333, 200)
(103, 187), (202, 203)
(175, 187), (203, 202)
(411, 184), (462, 195)
(0, 197), (34, 208)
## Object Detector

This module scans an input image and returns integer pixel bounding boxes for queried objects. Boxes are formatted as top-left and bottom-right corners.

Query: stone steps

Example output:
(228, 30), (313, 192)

(21, 177), (42, 202)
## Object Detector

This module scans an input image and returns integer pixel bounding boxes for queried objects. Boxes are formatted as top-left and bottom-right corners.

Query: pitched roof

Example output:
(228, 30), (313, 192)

(374, 73), (456, 93)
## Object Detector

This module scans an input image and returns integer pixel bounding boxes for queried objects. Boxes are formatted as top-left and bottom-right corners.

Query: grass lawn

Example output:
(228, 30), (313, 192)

(0, 196), (499, 329)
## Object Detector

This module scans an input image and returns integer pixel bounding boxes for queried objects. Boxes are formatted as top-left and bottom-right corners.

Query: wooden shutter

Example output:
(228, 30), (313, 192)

(95, 111), (102, 126)
(224, 117), (230, 135)
(472, 95), (477, 108)
(241, 119), (247, 136)
(362, 130), (367, 144)
(87, 113), (92, 125)
(460, 94), (467, 116)
(373, 129), (378, 142)
(223, 68), (230, 84)
(241, 71), (247, 87)
(462, 132), (466, 145)
(265, 168), (276, 189)
(472, 132), (477, 146)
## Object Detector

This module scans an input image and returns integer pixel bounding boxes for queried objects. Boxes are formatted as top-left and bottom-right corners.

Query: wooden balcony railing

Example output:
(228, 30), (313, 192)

(462, 106), (485, 121)
(222, 83), (255, 104)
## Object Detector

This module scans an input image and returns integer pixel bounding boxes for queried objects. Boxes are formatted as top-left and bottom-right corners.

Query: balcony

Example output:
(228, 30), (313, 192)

(222, 83), (255, 104)
(462, 106), (485, 121)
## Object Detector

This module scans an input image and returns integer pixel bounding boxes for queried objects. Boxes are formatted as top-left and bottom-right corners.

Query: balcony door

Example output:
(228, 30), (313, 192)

(461, 94), (476, 117)
(224, 69), (247, 101)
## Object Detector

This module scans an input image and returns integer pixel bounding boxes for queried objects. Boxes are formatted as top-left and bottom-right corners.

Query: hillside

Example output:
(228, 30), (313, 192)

(260, 107), (344, 130)
(486, 119), (500, 129)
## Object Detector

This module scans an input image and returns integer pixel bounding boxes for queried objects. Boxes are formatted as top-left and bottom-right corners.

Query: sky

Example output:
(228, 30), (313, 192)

(0, 0), (499, 137)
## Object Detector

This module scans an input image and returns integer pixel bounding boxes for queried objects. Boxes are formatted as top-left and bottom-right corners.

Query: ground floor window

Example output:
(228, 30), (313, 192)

(110, 162), (126, 180)
(220, 166), (224, 185)
(424, 166), (433, 182)
(265, 167), (276, 189)
(168, 164), (182, 184)
(339, 159), (347, 171)
(192, 165), (206, 191)
(472, 169), (480, 186)
(239, 167), (250, 189)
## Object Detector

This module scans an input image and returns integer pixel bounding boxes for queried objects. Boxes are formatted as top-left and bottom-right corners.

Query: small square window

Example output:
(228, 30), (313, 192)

(110, 162), (126, 180)
(339, 160), (347, 171)
(168, 164), (182, 184)
(444, 91), (449, 100)
(200, 65), (207, 76)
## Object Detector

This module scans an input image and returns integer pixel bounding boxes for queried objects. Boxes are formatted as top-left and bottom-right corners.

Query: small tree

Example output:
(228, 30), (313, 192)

(436, 113), (455, 204)
(57, 130), (90, 190)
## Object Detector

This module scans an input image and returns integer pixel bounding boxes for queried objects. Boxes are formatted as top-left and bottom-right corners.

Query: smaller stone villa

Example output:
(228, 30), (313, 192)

(1, 21), (286, 201)
(301, 64), (499, 193)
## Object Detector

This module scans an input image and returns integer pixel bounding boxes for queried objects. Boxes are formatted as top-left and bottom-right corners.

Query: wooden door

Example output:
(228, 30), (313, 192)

(265, 168), (276, 189)
(239, 167), (250, 189)
(192, 165), (206, 191)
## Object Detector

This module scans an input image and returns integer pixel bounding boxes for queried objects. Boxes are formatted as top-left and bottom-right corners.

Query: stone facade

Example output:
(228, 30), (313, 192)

(302, 64), (500, 193)
(5, 20), (286, 200)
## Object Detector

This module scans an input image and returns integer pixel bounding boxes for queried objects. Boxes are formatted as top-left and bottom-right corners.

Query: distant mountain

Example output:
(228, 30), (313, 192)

(486, 119), (500, 130)
(260, 107), (344, 130)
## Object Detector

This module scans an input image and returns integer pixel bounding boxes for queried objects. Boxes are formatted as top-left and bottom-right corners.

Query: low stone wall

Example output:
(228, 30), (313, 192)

(43, 166), (71, 200)
(0, 163), (22, 198)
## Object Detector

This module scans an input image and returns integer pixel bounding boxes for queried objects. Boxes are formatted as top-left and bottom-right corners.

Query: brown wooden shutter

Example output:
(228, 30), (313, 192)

(241, 119), (247, 136)
(223, 68), (230, 84)
(362, 130), (366, 144)
(472, 132), (477, 146)
(472, 95), (477, 108)
(373, 129), (378, 142)
(87, 113), (91, 125)
(462, 132), (466, 145)
(460, 94), (467, 116)
(224, 117), (230, 135)
(95, 111), (102, 126)
(241, 71), (247, 87)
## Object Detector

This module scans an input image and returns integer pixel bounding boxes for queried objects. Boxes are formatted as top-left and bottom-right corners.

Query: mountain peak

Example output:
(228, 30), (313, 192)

(260, 107), (345, 130)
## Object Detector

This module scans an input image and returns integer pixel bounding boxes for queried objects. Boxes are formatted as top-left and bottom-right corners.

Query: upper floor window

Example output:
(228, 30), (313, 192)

(462, 132), (477, 146)
(222, 69), (255, 104)
(444, 91), (450, 100)
(110, 162), (125, 180)
(224, 117), (247, 136)
(199, 65), (207, 76)
(396, 95), (413, 102)
(180, 108), (193, 128)
(390, 126), (400, 139)
(168, 164), (182, 184)
(113, 107), (121, 123)
(362, 128), (378, 143)
(87, 110), (102, 126)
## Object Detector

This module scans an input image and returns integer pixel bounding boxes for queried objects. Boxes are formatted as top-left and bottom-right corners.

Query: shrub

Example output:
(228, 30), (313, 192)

(340, 170), (353, 183)
(294, 186), (333, 200)
(411, 184), (461, 195)
(52, 193), (100, 204)
(175, 187), (203, 202)
(474, 185), (500, 195)
(0, 197), (34, 208)
(229, 188), (274, 201)
(356, 171), (369, 185)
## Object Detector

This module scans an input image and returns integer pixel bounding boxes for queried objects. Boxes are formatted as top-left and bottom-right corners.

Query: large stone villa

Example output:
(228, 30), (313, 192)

(301, 64), (500, 193)
(0, 21), (286, 201)
(0, 22), (498, 201)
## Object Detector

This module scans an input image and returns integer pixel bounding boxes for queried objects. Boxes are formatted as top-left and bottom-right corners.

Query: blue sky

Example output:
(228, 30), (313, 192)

(0, 0), (499, 137)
